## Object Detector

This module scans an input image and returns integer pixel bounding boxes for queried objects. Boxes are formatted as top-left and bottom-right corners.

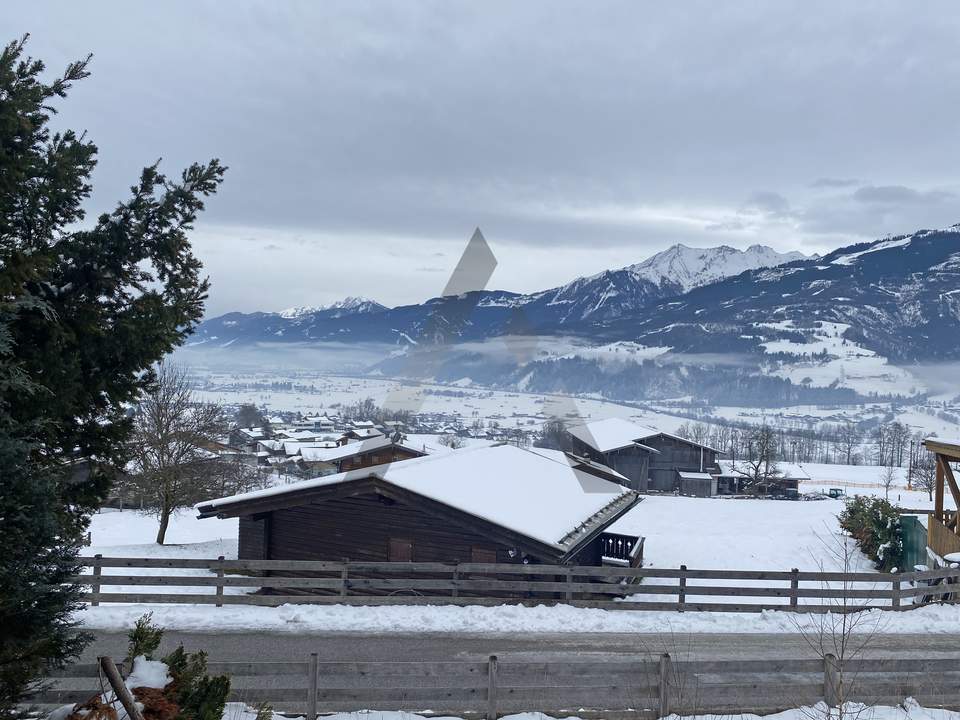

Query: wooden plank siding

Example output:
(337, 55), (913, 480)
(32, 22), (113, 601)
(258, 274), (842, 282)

(264, 493), (521, 565)
(643, 434), (720, 493)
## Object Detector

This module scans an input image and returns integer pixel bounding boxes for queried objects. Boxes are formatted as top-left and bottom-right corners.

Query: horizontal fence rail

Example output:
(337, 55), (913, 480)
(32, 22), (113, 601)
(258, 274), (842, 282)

(74, 555), (960, 613)
(34, 654), (960, 718)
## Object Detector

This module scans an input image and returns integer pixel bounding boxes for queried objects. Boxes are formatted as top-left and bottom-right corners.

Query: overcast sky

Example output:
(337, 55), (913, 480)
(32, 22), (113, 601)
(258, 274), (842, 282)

(7, 2), (960, 316)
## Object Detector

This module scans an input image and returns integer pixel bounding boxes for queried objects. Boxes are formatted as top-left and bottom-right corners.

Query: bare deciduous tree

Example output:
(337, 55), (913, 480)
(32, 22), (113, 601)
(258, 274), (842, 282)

(127, 363), (228, 543)
(732, 424), (781, 491)
(913, 452), (937, 501)
(880, 465), (897, 501)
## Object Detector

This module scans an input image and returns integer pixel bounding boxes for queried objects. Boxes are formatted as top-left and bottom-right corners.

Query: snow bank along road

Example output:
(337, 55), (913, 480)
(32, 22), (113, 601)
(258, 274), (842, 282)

(81, 630), (960, 664)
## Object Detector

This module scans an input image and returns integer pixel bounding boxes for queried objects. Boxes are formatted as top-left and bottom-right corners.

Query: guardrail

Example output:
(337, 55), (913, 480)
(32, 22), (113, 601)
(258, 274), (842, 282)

(35, 654), (960, 718)
(74, 556), (960, 612)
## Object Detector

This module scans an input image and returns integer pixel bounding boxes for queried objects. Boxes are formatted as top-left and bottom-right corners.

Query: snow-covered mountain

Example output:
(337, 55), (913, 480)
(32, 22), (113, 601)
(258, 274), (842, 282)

(625, 243), (809, 292)
(193, 243), (808, 346)
(515, 243), (808, 324)
(278, 296), (386, 320)
(188, 228), (960, 405)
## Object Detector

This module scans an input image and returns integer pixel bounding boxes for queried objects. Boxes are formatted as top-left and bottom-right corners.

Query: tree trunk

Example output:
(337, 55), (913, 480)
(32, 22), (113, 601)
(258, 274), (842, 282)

(156, 506), (170, 544)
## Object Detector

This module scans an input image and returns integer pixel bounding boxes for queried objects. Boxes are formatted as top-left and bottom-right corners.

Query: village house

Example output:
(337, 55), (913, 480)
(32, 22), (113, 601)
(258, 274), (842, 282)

(565, 417), (723, 493)
(195, 444), (644, 568)
(297, 435), (426, 475)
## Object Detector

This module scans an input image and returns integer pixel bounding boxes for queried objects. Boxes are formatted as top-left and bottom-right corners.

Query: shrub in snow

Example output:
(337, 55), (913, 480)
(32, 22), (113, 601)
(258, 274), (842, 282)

(49, 615), (230, 720)
(127, 612), (164, 664)
(839, 496), (903, 572)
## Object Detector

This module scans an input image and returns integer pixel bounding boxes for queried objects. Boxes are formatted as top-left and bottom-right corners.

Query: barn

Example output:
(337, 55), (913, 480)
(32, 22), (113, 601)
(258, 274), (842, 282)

(566, 418), (722, 492)
(195, 444), (644, 568)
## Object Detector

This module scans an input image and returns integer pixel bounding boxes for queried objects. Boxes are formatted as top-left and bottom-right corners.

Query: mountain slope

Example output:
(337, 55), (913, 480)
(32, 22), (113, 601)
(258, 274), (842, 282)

(192, 243), (807, 347)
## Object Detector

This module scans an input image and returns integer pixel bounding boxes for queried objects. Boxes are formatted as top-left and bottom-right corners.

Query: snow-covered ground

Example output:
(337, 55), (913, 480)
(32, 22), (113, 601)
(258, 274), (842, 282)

(186, 370), (960, 442)
(282, 706), (960, 720)
(75, 487), (960, 636)
(612, 495), (865, 572)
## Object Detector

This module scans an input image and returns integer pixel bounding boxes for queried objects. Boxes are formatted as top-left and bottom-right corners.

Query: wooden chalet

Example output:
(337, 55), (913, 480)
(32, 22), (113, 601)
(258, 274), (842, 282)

(297, 436), (426, 474)
(923, 437), (960, 561)
(195, 444), (644, 569)
(566, 418), (722, 492)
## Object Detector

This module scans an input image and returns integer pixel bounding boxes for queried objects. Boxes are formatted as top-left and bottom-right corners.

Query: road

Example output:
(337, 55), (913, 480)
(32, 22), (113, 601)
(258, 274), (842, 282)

(82, 630), (960, 663)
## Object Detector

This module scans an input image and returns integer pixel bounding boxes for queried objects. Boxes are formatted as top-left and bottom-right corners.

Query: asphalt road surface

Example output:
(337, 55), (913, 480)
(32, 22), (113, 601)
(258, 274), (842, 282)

(82, 630), (960, 663)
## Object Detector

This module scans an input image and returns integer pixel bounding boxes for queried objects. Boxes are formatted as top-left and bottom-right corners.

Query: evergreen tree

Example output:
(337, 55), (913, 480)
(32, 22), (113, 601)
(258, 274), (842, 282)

(0, 35), (224, 715)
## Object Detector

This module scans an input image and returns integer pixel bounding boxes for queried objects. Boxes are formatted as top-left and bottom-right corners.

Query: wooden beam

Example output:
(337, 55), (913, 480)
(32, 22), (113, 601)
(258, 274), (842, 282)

(938, 455), (960, 528)
(935, 456), (945, 522)
(923, 439), (960, 462)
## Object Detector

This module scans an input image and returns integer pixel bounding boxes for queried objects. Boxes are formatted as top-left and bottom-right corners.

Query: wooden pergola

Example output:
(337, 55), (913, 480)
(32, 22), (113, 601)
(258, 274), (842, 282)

(923, 437), (960, 559)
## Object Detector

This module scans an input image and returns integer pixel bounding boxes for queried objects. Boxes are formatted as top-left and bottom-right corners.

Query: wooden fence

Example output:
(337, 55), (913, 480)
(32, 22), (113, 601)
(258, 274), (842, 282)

(75, 556), (960, 612)
(35, 654), (960, 718)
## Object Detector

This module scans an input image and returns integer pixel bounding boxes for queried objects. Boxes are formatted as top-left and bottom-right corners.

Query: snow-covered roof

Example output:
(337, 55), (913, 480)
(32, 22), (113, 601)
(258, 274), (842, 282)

(298, 436), (418, 463)
(197, 444), (638, 550)
(678, 471), (714, 480)
(566, 417), (661, 454)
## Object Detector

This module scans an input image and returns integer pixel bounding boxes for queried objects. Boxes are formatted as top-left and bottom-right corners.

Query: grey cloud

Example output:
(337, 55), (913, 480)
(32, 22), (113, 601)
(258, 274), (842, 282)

(811, 177), (859, 188)
(9, 1), (960, 312)
(741, 191), (791, 217)
(852, 185), (956, 205)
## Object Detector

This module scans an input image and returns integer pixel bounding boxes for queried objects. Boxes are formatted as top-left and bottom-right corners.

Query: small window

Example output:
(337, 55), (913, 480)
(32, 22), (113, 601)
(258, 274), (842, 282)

(388, 538), (413, 562)
(471, 546), (498, 564)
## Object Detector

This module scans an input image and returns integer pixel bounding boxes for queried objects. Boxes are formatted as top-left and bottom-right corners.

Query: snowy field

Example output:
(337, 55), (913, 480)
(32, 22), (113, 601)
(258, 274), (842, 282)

(187, 370), (960, 441)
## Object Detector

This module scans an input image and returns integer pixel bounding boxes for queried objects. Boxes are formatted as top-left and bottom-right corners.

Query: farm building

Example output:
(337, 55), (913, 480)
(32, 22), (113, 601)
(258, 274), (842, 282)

(714, 460), (810, 497)
(565, 418), (722, 492)
(195, 444), (643, 568)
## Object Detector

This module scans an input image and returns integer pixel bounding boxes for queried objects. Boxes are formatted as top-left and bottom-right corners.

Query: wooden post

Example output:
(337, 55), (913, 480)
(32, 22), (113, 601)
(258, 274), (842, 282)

(678, 565), (687, 611)
(215, 555), (225, 608)
(99, 656), (145, 720)
(486, 655), (499, 720)
(789, 568), (799, 610)
(823, 653), (840, 708)
(340, 559), (349, 598)
(91, 554), (103, 607)
(565, 568), (573, 601)
(935, 456), (945, 523)
(891, 577), (901, 610)
(452, 562), (459, 599)
(658, 653), (672, 718)
(306, 652), (318, 720)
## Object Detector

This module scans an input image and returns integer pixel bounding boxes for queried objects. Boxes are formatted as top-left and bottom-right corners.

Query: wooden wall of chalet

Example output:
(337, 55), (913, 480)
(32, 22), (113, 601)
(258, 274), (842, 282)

(645, 434), (719, 492)
(237, 492), (603, 566)
(338, 446), (422, 472)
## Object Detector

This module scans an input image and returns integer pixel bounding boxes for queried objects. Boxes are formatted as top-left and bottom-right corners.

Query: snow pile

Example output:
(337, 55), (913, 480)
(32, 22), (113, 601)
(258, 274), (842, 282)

(77, 598), (960, 636)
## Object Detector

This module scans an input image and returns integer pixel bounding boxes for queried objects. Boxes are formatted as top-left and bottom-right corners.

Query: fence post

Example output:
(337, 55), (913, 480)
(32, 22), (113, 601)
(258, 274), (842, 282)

(891, 577), (901, 610)
(452, 562), (459, 599)
(486, 654), (499, 720)
(823, 653), (840, 708)
(658, 653), (672, 718)
(91, 554), (102, 607)
(99, 656), (145, 720)
(306, 652), (318, 720)
(340, 559), (349, 598)
(789, 568), (799, 610)
(678, 565), (687, 612)
(565, 568), (573, 601)
(215, 555), (225, 608)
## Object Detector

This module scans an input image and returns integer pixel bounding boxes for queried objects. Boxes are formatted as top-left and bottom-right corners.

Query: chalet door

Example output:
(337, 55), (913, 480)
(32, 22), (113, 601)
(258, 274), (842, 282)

(388, 537), (413, 562)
